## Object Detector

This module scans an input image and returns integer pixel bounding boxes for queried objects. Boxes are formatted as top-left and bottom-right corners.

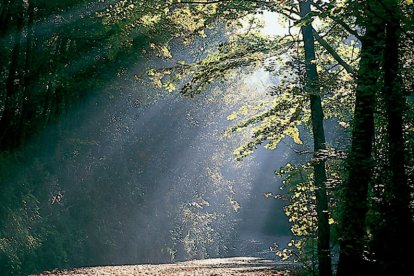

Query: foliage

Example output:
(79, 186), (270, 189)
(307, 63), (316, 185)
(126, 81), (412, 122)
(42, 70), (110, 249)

(268, 147), (345, 271)
(1, 0), (413, 275)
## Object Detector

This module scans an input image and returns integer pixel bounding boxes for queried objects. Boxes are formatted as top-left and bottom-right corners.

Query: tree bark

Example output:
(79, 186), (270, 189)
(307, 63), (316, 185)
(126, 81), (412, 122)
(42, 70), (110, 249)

(0, 0), (11, 36)
(299, 1), (332, 276)
(337, 14), (384, 276)
(19, 0), (35, 145)
(378, 1), (414, 273)
(0, 0), (24, 150)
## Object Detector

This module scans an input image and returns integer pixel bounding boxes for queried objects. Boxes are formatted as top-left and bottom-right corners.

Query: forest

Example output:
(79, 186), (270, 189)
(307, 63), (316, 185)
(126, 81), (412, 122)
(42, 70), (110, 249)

(0, 0), (413, 275)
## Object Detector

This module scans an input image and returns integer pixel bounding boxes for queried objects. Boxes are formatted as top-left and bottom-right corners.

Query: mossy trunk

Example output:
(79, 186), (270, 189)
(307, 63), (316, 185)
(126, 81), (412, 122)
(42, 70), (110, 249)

(337, 10), (384, 276)
(376, 1), (414, 273)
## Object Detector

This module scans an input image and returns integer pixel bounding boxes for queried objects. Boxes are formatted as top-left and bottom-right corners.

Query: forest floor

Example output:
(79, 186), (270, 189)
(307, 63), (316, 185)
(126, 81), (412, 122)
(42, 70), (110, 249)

(35, 257), (299, 275)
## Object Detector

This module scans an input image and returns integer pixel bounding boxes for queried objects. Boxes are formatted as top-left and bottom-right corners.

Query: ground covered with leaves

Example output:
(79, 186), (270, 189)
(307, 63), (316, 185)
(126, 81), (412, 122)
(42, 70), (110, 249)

(34, 257), (297, 275)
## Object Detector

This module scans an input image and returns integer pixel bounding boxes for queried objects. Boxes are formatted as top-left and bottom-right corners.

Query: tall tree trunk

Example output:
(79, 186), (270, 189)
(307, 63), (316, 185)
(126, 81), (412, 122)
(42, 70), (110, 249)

(337, 11), (385, 276)
(0, 0), (24, 150)
(299, 1), (332, 275)
(0, 0), (11, 36)
(379, 1), (413, 273)
(20, 0), (35, 145)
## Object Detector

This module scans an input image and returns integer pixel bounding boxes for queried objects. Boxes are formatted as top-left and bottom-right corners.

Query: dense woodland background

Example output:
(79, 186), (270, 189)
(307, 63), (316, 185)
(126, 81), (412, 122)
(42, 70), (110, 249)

(0, 0), (413, 275)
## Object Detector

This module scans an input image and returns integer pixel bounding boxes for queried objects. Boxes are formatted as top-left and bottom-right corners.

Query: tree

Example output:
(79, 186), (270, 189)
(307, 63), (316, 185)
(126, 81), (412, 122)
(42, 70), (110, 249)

(142, 1), (358, 274)
(298, 1), (332, 275)
(335, 1), (414, 274)
(336, 1), (384, 273)
(370, 0), (414, 273)
(1, 0), (412, 274)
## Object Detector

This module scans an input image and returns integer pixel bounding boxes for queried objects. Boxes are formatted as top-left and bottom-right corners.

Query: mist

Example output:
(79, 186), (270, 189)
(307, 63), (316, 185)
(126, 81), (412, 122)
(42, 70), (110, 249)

(0, 21), (346, 272)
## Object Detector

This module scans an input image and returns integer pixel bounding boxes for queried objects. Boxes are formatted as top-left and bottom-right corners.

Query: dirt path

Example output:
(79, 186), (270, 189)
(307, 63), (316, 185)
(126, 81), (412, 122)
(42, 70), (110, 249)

(36, 257), (297, 275)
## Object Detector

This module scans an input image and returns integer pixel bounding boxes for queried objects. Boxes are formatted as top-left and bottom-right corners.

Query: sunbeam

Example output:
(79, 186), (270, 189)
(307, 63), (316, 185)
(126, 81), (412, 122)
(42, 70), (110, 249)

(2, 1), (411, 275)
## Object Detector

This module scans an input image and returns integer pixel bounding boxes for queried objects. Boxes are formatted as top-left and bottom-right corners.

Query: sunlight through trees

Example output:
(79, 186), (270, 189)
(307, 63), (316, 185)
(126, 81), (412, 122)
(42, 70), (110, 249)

(1, 1), (413, 275)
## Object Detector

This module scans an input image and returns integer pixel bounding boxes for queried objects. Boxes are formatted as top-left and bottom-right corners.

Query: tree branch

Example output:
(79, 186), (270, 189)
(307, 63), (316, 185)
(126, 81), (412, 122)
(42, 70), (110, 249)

(312, 28), (356, 76)
(311, 1), (361, 40)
